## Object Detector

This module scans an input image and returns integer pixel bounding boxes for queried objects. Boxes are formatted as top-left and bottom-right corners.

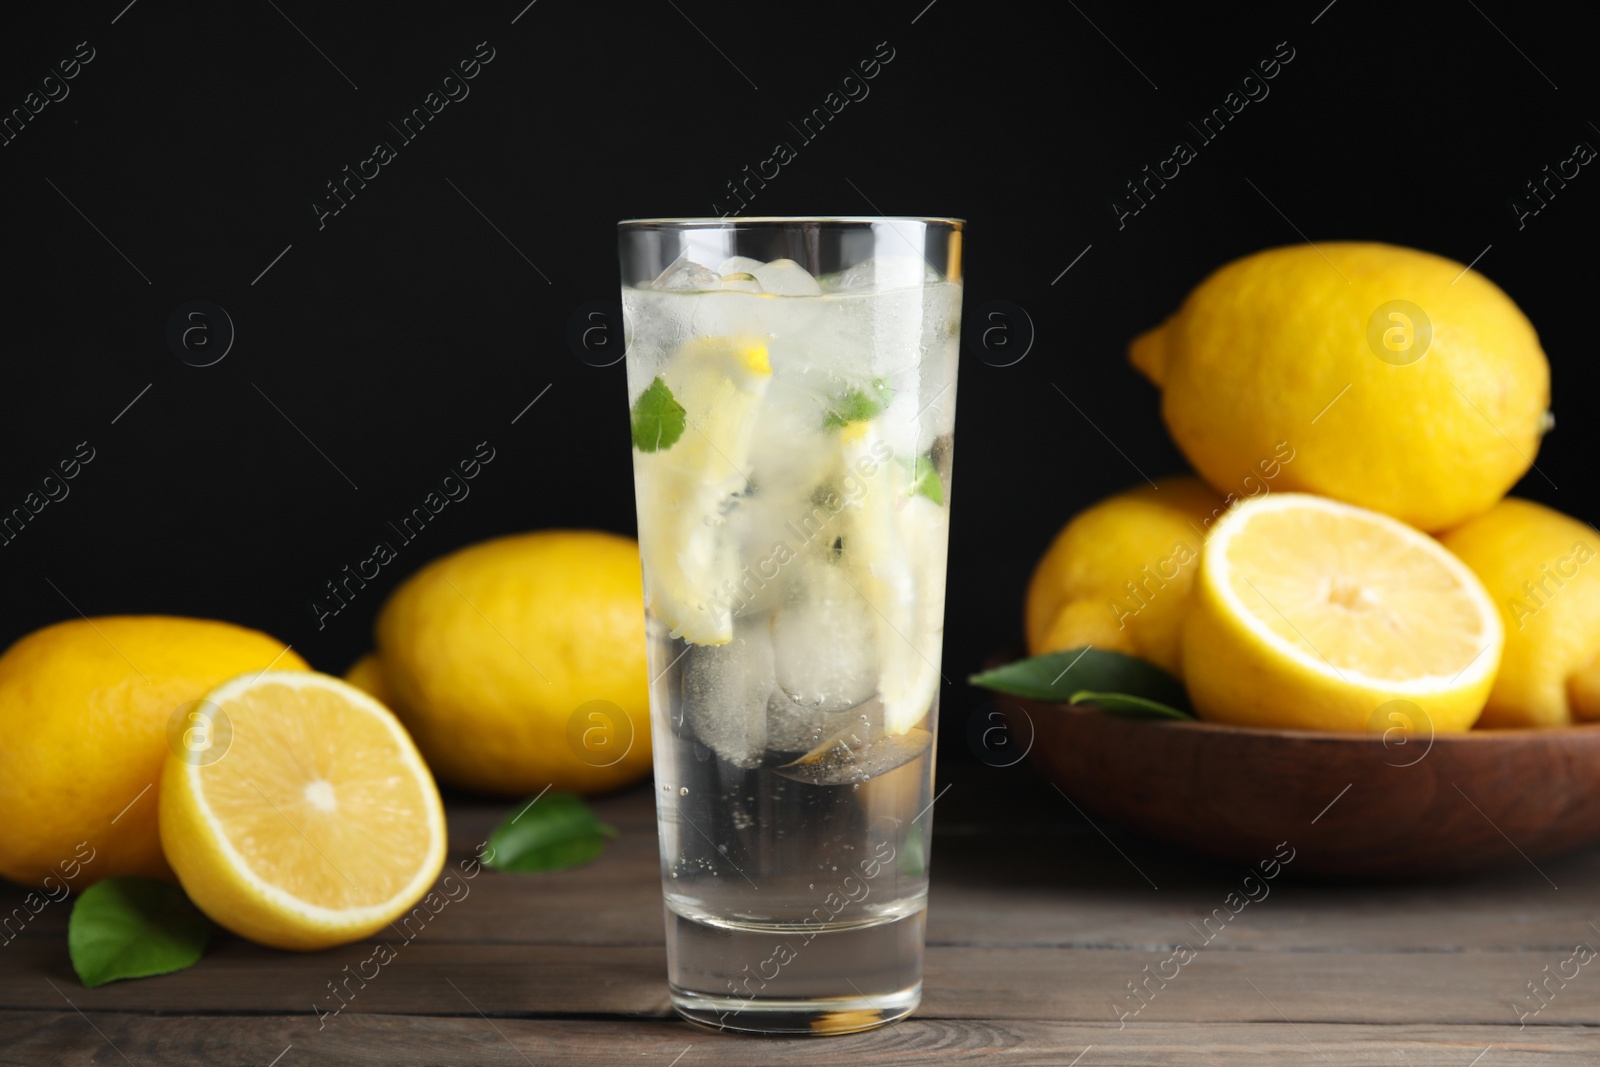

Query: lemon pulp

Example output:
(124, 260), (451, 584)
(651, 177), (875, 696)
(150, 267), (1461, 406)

(161, 671), (446, 950)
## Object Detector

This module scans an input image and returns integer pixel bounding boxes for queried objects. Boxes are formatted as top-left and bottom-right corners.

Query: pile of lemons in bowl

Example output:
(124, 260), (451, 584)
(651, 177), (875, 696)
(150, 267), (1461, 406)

(1027, 242), (1595, 735)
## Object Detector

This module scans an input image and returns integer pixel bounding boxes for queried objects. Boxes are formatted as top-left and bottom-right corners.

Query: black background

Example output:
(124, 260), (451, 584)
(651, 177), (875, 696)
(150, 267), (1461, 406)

(2, 0), (1594, 773)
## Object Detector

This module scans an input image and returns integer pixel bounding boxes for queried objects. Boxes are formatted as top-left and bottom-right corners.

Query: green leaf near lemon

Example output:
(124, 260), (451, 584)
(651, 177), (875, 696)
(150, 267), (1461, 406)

(484, 793), (617, 873)
(969, 647), (1194, 720)
(69, 878), (212, 988)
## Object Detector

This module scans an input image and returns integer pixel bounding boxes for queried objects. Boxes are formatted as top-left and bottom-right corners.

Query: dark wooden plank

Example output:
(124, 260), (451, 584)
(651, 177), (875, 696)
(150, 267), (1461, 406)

(3, 936), (1595, 1027)
(0, 785), (664, 947)
(928, 828), (1600, 953)
(9, 781), (1597, 954)
(1, 1012), (1594, 1066)
(7, 769), (1600, 1065)
(0, 939), (672, 1020)
(10, 836), (1599, 955)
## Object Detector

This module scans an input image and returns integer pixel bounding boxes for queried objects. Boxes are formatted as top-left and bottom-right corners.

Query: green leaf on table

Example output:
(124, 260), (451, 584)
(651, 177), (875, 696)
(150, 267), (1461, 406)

(68, 877), (211, 988)
(484, 792), (618, 873)
(968, 647), (1195, 719)
(822, 379), (892, 428)
(630, 376), (686, 453)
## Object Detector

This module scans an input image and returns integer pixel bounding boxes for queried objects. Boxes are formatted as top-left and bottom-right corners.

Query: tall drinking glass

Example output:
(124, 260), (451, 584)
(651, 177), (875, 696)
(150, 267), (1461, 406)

(617, 217), (962, 1034)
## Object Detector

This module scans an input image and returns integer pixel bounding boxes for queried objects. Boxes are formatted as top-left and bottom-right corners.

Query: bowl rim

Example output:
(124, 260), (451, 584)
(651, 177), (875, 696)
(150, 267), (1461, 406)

(1012, 699), (1600, 743)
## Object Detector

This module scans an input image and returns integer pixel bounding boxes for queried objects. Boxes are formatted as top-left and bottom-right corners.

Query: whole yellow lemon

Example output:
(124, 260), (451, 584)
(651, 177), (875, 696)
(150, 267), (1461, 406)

(1025, 476), (1224, 675)
(375, 531), (651, 795)
(1440, 498), (1600, 728)
(1130, 243), (1551, 532)
(0, 617), (307, 887)
(343, 652), (395, 708)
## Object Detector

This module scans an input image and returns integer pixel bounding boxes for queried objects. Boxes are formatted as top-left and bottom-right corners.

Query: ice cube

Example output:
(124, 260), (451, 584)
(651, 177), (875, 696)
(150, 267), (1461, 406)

(745, 383), (836, 504)
(622, 288), (690, 379)
(755, 258), (823, 296)
(688, 289), (777, 343)
(822, 257), (942, 293)
(653, 254), (721, 291)
(823, 285), (927, 381)
(874, 384), (922, 468)
(716, 256), (822, 296)
(766, 288), (891, 389)
(771, 558), (880, 714)
(681, 629), (775, 768)
(765, 692), (860, 758)
(717, 256), (766, 276)
(918, 282), (962, 449)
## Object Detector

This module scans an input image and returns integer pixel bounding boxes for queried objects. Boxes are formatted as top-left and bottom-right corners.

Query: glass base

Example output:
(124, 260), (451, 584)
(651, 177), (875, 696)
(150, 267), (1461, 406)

(665, 906), (925, 1035)
(670, 983), (922, 1035)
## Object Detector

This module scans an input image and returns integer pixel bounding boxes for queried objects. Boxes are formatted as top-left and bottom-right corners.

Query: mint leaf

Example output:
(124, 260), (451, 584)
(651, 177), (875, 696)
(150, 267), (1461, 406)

(823, 379), (892, 428)
(631, 377), (686, 452)
(484, 793), (618, 873)
(969, 647), (1194, 718)
(904, 454), (943, 505)
(69, 878), (211, 988)
(900, 829), (927, 878)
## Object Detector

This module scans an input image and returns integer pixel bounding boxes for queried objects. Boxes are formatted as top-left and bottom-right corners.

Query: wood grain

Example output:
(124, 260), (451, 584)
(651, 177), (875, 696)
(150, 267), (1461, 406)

(5, 937), (1595, 1025)
(4, 778), (1599, 1063)
(14, 830), (1599, 953)
(1, 1013), (1594, 1066)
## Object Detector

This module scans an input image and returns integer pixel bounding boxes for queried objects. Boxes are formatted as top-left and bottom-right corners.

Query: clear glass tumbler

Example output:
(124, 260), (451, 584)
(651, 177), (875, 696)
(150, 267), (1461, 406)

(618, 217), (962, 1034)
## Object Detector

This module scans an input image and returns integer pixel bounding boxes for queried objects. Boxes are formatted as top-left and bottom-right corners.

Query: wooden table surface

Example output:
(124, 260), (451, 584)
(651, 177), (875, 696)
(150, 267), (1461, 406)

(4, 764), (1597, 1065)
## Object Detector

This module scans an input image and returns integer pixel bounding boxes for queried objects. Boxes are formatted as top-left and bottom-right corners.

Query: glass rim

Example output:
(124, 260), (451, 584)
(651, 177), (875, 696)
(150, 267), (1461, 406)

(618, 215), (965, 230)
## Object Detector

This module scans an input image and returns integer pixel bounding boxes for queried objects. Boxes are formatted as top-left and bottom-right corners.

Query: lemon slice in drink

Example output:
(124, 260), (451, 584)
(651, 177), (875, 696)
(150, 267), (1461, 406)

(159, 671), (447, 951)
(1183, 493), (1503, 733)
(839, 420), (949, 736)
(634, 335), (773, 646)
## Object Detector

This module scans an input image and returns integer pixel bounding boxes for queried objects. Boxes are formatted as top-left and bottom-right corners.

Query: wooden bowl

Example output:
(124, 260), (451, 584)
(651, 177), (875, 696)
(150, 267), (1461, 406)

(1000, 696), (1600, 878)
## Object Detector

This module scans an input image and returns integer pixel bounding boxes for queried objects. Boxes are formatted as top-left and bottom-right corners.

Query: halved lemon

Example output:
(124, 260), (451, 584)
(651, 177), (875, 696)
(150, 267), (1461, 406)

(1182, 493), (1503, 733)
(159, 671), (446, 951)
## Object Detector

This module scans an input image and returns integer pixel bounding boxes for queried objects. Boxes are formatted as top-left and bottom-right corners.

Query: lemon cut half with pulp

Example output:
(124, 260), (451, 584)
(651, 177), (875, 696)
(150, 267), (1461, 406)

(1182, 493), (1503, 734)
(159, 671), (447, 951)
